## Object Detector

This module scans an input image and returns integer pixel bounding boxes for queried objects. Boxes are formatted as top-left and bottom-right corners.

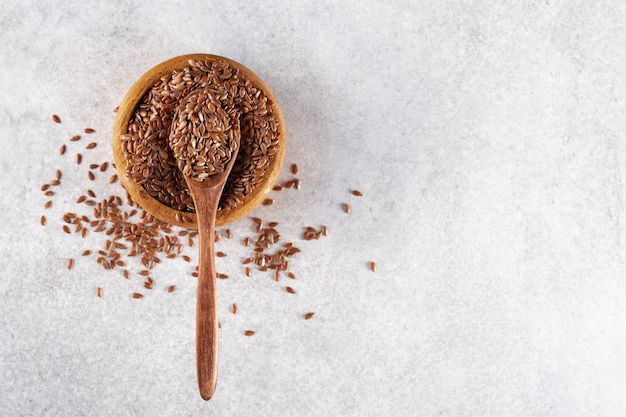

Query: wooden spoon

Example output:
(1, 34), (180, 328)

(169, 93), (241, 401)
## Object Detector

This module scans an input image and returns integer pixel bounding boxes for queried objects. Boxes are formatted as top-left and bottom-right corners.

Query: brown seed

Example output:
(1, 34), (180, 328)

(82, 250), (92, 256)
(55, 169), (62, 180)
(96, 287), (103, 297)
(231, 303), (238, 314)
(59, 144), (66, 155)
(84, 128), (95, 134)
(67, 258), (74, 269)
(262, 199), (274, 206)
(62, 225), (70, 234)
(70, 135), (81, 142)
(245, 267), (251, 277)
(75, 153), (82, 164)
(52, 114), (61, 124)
(132, 293), (143, 299)
(225, 229), (232, 239)
(287, 272), (296, 279)
(44, 200), (52, 209)
(217, 273), (229, 279)
(113, 106), (119, 113)
(76, 195), (86, 203)
(182, 255), (191, 262)
(286, 286), (296, 294)
(273, 185), (283, 191)
(49, 180), (60, 186)
(40, 215), (47, 226)
(291, 163), (299, 175)
(86, 142), (97, 149)
(40, 184), (50, 191)
(243, 237), (249, 247)
(322, 225), (328, 236)
(123, 270), (130, 279)
(88, 171), (95, 181)
(108, 174), (118, 183)
(89, 163), (99, 169)
(44, 191), (55, 196)
(370, 261), (377, 272)
(99, 162), (109, 172)
(216, 251), (227, 257)
(244, 330), (255, 336)
(166, 285), (176, 293)
(304, 312), (315, 320)
(352, 189), (363, 196)
(342, 203), (350, 213)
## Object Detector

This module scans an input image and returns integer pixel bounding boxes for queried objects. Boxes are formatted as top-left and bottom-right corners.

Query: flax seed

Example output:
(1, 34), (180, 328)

(67, 258), (74, 269)
(44, 200), (52, 209)
(132, 293), (144, 299)
(88, 171), (95, 181)
(166, 285), (176, 293)
(96, 287), (103, 297)
(342, 203), (350, 213)
(59, 144), (66, 155)
(244, 330), (255, 336)
(40, 215), (47, 226)
(291, 163), (298, 175)
(84, 128), (95, 134)
(286, 286), (296, 294)
(52, 114), (61, 123)
(75, 153), (82, 164)
(262, 199), (274, 206)
(231, 303), (238, 314)
(352, 190), (363, 196)
(86, 142), (97, 149)
(304, 312), (315, 320)
(370, 261), (377, 272)
(70, 135), (81, 142)
(108, 174), (117, 183)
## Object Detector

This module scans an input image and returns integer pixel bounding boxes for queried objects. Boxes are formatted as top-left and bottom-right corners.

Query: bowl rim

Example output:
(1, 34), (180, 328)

(112, 54), (286, 229)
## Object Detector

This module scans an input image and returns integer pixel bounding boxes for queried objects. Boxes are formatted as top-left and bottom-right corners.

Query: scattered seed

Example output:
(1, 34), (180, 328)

(44, 191), (55, 196)
(40, 215), (47, 226)
(99, 162), (108, 172)
(82, 250), (92, 256)
(88, 171), (95, 181)
(216, 251), (227, 257)
(59, 144), (66, 155)
(244, 330), (255, 336)
(286, 286), (296, 294)
(84, 128), (95, 134)
(75, 153), (82, 164)
(370, 261), (377, 272)
(108, 174), (117, 183)
(70, 135), (81, 142)
(291, 163), (299, 175)
(263, 199), (274, 206)
(352, 190), (363, 196)
(166, 285), (176, 293)
(44, 200), (52, 209)
(86, 142), (97, 149)
(132, 293), (144, 299)
(40, 184), (49, 191)
(231, 303), (238, 314)
(342, 203), (350, 214)
(245, 267), (251, 277)
(52, 114), (61, 123)
(304, 312), (315, 320)
(96, 287), (103, 297)
(67, 258), (74, 269)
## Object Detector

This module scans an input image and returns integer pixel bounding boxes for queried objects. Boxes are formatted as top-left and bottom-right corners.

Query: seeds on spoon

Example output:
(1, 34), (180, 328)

(168, 89), (240, 182)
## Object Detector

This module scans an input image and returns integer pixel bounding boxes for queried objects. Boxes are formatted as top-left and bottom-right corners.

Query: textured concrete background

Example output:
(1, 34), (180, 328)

(2, 1), (626, 416)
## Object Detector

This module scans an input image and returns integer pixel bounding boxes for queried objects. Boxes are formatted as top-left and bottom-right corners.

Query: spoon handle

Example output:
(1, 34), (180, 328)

(194, 190), (221, 400)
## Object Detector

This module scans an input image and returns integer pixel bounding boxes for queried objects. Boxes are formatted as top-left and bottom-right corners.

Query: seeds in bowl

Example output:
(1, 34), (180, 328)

(120, 58), (281, 212)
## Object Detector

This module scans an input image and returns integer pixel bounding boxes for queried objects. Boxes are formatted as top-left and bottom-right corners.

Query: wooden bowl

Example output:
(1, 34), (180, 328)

(112, 54), (286, 228)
